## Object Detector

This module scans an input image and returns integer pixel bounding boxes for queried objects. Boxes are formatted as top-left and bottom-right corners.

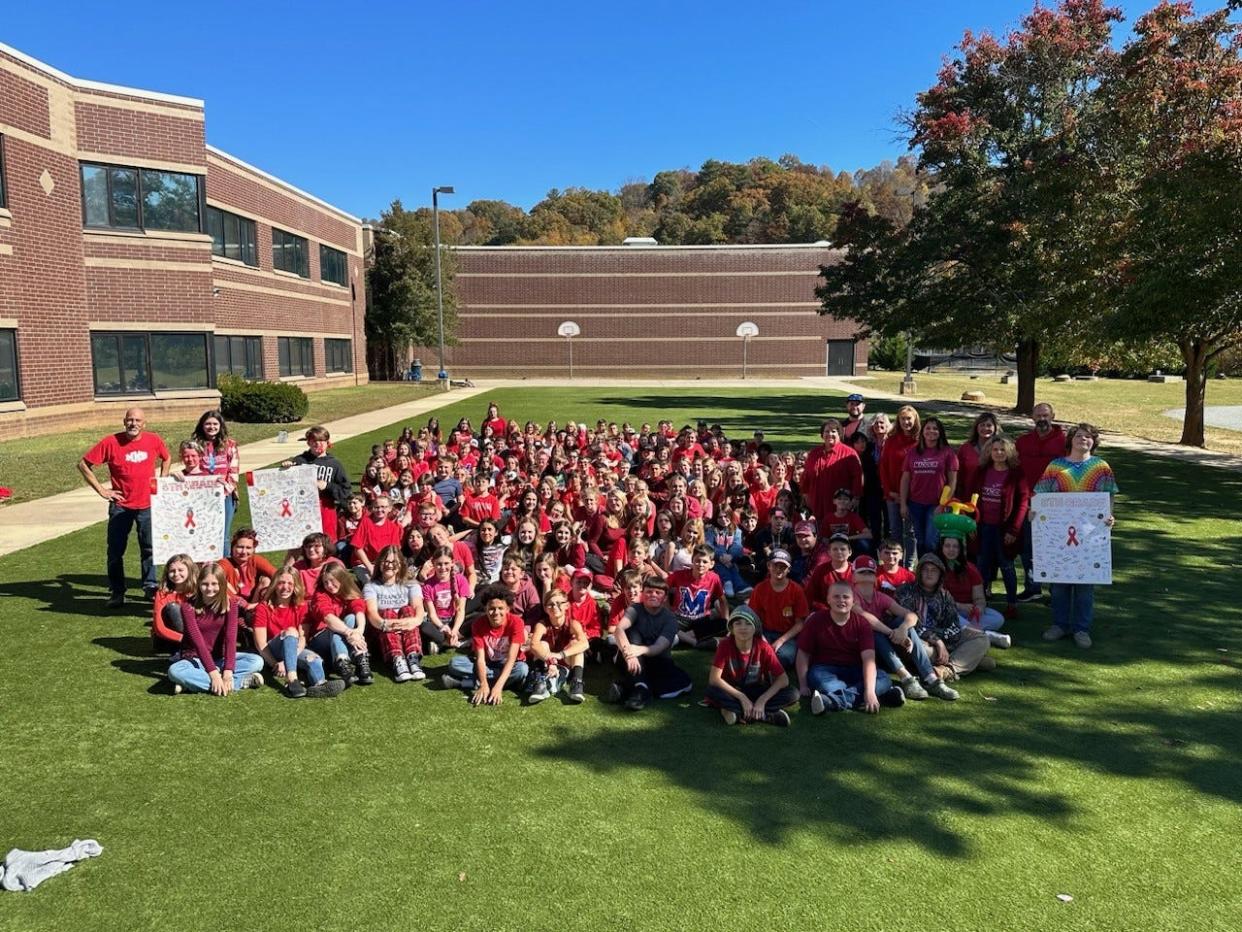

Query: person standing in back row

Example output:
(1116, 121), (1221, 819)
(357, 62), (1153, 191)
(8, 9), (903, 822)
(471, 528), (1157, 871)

(78, 408), (171, 607)
(1015, 403), (1065, 602)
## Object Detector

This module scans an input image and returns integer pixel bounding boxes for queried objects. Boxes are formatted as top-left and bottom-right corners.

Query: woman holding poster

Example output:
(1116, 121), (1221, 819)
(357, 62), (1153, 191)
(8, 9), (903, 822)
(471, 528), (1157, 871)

(1034, 423), (1118, 649)
(193, 410), (240, 557)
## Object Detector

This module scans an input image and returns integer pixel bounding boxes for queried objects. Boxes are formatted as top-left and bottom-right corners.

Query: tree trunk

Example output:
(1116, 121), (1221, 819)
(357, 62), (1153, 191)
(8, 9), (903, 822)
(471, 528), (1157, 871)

(1179, 339), (1209, 448)
(1014, 338), (1040, 415)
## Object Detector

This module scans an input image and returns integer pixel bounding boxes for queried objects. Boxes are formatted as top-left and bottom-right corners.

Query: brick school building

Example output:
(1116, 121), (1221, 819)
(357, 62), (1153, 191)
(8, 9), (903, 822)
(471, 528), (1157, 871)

(0, 43), (367, 439)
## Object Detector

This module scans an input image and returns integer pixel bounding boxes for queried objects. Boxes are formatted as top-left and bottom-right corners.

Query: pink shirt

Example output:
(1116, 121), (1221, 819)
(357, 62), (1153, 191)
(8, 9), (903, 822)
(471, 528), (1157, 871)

(903, 446), (959, 505)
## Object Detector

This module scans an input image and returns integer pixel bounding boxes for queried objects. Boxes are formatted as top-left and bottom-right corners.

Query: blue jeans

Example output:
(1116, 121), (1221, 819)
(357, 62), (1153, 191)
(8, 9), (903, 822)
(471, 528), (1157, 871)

(806, 663), (893, 710)
(763, 630), (799, 669)
(714, 559), (747, 592)
(271, 630), (326, 684)
(885, 501), (917, 568)
(872, 629), (935, 681)
(906, 501), (938, 560)
(307, 613), (363, 662)
(1050, 584), (1095, 634)
(168, 652), (264, 692)
(221, 493), (236, 558)
(977, 523), (1018, 602)
(957, 609), (1005, 632)
(447, 654), (530, 691)
(106, 503), (155, 595)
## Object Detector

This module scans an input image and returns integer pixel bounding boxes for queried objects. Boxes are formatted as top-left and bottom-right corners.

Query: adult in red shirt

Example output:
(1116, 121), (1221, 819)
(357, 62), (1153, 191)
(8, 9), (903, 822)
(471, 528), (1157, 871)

(899, 417), (958, 560)
(879, 405), (920, 566)
(1014, 402), (1066, 601)
(795, 581), (899, 714)
(78, 407), (171, 606)
(955, 412), (1001, 501)
(801, 419), (863, 528)
(969, 436), (1030, 618)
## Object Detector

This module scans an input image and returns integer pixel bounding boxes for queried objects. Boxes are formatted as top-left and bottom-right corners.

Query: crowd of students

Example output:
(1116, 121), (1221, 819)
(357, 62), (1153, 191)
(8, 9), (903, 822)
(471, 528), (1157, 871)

(123, 393), (1118, 723)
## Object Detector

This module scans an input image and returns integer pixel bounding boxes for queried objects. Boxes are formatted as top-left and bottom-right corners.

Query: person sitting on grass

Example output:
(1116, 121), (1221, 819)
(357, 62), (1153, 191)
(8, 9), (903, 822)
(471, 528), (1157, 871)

(253, 568), (343, 699)
(471, 519), (506, 584)
(219, 528), (275, 634)
(607, 575), (693, 711)
(307, 563), (374, 687)
(288, 532), (343, 596)
(805, 533), (855, 610)
(422, 546), (471, 651)
(795, 580), (905, 715)
(152, 553), (197, 652)
(363, 546), (426, 684)
(567, 567), (606, 655)
(935, 535), (1011, 649)
(441, 585), (529, 705)
(746, 548), (808, 670)
(893, 554), (992, 682)
(850, 555), (958, 702)
(526, 588), (589, 704)
(667, 544), (730, 650)
(789, 520), (828, 585)
(168, 562), (265, 696)
(607, 567), (644, 640)
(875, 538), (916, 593)
(706, 509), (750, 598)
(350, 494), (403, 586)
(705, 605), (798, 727)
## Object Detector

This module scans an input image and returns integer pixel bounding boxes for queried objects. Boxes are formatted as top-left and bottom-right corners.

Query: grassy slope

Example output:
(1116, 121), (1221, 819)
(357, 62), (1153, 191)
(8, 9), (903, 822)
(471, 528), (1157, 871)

(863, 372), (1242, 454)
(1, 387), (1240, 932)
(0, 382), (438, 504)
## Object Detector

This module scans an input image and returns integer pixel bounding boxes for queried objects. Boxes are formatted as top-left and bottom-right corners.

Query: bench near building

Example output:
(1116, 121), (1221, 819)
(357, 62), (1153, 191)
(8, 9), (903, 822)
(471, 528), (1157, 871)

(0, 43), (366, 439)
(426, 242), (865, 379)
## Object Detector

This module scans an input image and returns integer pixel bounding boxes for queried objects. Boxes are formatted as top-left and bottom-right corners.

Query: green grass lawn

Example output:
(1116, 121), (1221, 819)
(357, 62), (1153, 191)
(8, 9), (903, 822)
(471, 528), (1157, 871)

(1, 387), (1240, 931)
(0, 381), (439, 504)
(861, 371), (1242, 455)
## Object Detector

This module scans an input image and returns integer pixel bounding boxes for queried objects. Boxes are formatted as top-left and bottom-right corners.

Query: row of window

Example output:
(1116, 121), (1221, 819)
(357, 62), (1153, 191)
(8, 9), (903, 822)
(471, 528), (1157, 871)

(76, 160), (349, 284)
(0, 329), (351, 403)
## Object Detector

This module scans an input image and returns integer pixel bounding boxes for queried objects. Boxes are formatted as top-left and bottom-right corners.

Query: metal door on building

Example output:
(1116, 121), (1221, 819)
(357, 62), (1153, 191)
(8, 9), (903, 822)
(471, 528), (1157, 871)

(826, 340), (855, 376)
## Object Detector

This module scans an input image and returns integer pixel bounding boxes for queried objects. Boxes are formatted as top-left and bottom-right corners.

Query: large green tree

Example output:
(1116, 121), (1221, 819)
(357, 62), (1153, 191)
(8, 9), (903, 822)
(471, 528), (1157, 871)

(1091, 1), (1242, 446)
(364, 200), (456, 380)
(818, 0), (1121, 414)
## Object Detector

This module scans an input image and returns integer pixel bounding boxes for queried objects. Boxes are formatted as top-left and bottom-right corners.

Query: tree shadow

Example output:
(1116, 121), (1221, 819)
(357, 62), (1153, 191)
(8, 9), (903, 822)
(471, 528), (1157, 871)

(0, 574), (150, 619)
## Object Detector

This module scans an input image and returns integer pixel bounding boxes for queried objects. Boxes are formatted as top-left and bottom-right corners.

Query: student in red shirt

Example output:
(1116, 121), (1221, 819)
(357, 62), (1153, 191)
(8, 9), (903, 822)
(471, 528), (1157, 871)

(795, 580), (904, 714)
(350, 495), (404, 585)
(876, 539), (916, 593)
(900, 417), (959, 560)
(459, 471), (502, 530)
(936, 535), (1011, 649)
(705, 605), (798, 727)
(805, 534), (855, 610)
(1014, 402), (1067, 601)
(152, 553), (197, 652)
(307, 563), (374, 686)
(823, 488), (873, 554)
(567, 567), (604, 642)
(78, 407), (172, 606)
(747, 548), (809, 669)
(289, 532), (343, 596)
(219, 528), (277, 628)
(253, 567), (343, 699)
(526, 588), (589, 704)
(667, 544), (729, 649)
(441, 585), (529, 705)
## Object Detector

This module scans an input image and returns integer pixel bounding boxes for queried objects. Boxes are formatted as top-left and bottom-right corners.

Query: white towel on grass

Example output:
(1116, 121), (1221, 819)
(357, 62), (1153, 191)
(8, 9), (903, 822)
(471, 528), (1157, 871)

(0, 840), (102, 892)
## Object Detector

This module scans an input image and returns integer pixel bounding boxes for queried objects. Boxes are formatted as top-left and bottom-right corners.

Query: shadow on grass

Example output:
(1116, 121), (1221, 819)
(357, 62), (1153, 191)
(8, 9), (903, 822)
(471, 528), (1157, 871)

(0, 574), (150, 618)
(534, 664), (1242, 855)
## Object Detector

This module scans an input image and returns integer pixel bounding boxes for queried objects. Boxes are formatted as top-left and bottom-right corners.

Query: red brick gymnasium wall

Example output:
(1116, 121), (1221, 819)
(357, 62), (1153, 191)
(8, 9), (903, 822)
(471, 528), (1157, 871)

(422, 244), (866, 378)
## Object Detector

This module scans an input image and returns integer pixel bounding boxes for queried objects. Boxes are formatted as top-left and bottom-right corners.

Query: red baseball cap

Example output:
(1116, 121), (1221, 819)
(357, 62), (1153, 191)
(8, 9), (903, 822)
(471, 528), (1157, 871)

(572, 567), (593, 582)
(853, 555), (878, 574)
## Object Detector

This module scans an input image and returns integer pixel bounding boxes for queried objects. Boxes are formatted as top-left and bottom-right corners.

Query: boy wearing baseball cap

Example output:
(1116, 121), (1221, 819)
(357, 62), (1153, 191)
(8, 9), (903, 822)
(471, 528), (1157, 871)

(747, 548), (809, 669)
(705, 605), (798, 727)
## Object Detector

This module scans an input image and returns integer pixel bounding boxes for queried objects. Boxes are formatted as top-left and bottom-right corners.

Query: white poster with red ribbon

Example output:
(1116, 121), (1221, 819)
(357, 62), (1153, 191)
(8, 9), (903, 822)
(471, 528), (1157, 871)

(245, 465), (323, 552)
(1030, 491), (1113, 585)
(152, 475), (227, 565)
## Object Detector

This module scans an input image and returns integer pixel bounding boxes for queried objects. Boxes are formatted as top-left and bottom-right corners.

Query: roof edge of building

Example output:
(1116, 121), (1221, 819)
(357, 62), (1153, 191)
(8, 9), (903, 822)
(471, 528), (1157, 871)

(206, 145), (362, 226)
(0, 42), (205, 108)
(449, 243), (838, 252)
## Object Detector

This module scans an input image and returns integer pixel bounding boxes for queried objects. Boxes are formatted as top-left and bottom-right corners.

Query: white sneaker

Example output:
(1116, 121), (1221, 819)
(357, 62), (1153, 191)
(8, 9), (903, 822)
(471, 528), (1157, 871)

(243, 672), (264, 690)
(721, 708), (738, 725)
(810, 690), (826, 715)
(988, 632), (1012, 649)
(441, 674), (463, 690)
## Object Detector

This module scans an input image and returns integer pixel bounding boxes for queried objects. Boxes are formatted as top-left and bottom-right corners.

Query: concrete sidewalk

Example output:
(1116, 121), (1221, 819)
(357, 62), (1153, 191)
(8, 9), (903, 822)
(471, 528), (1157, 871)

(0, 384), (487, 560)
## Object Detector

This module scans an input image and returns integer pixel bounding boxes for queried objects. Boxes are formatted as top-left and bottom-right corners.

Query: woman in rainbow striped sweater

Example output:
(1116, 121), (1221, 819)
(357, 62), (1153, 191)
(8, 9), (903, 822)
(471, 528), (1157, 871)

(1033, 423), (1118, 648)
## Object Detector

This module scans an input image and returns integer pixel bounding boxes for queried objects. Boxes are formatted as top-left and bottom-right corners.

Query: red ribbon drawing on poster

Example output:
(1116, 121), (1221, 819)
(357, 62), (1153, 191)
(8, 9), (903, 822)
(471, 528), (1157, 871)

(1066, 525), (1080, 546)
(184, 508), (196, 529)
(280, 498), (293, 518)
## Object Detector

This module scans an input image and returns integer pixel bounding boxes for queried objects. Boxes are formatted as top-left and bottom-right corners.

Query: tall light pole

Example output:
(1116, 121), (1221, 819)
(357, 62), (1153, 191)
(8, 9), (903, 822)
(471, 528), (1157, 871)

(432, 185), (454, 390)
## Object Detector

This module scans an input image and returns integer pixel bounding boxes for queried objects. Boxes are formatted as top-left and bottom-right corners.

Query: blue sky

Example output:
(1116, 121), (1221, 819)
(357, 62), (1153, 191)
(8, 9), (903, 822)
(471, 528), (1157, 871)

(4, 0), (1154, 218)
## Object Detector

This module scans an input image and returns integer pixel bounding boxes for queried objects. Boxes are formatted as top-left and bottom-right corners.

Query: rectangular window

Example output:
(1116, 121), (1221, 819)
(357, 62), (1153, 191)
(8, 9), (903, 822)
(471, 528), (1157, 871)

(80, 162), (201, 233)
(214, 334), (263, 379)
(0, 135), (7, 210)
(277, 336), (314, 377)
(205, 206), (257, 266)
(90, 331), (210, 395)
(0, 329), (18, 401)
(325, 338), (352, 373)
(272, 228), (309, 278)
(320, 244), (348, 286)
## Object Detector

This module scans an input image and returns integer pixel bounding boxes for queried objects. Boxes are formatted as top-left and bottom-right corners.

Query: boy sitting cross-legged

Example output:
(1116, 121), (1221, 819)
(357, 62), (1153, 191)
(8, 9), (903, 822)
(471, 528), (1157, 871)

(441, 584), (529, 706)
(607, 575), (693, 711)
(705, 605), (799, 727)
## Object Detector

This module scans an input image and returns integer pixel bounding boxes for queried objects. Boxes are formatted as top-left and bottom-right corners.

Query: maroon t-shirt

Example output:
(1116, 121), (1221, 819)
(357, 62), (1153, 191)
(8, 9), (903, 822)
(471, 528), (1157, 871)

(796, 609), (875, 666)
(903, 446), (959, 505)
(712, 636), (783, 688)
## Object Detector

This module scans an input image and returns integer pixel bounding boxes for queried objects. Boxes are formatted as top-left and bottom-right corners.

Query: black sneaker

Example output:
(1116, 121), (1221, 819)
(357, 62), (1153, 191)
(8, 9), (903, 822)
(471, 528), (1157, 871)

(766, 709), (791, 727)
(567, 672), (585, 704)
(106, 593), (125, 608)
(602, 681), (625, 704)
(284, 680), (308, 699)
(695, 636), (720, 652)
(881, 685), (907, 708)
(1016, 588), (1043, 603)
(306, 679), (346, 699)
(335, 656), (356, 686)
(352, 652), (374, 686)
(624, 685), (651, 711)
